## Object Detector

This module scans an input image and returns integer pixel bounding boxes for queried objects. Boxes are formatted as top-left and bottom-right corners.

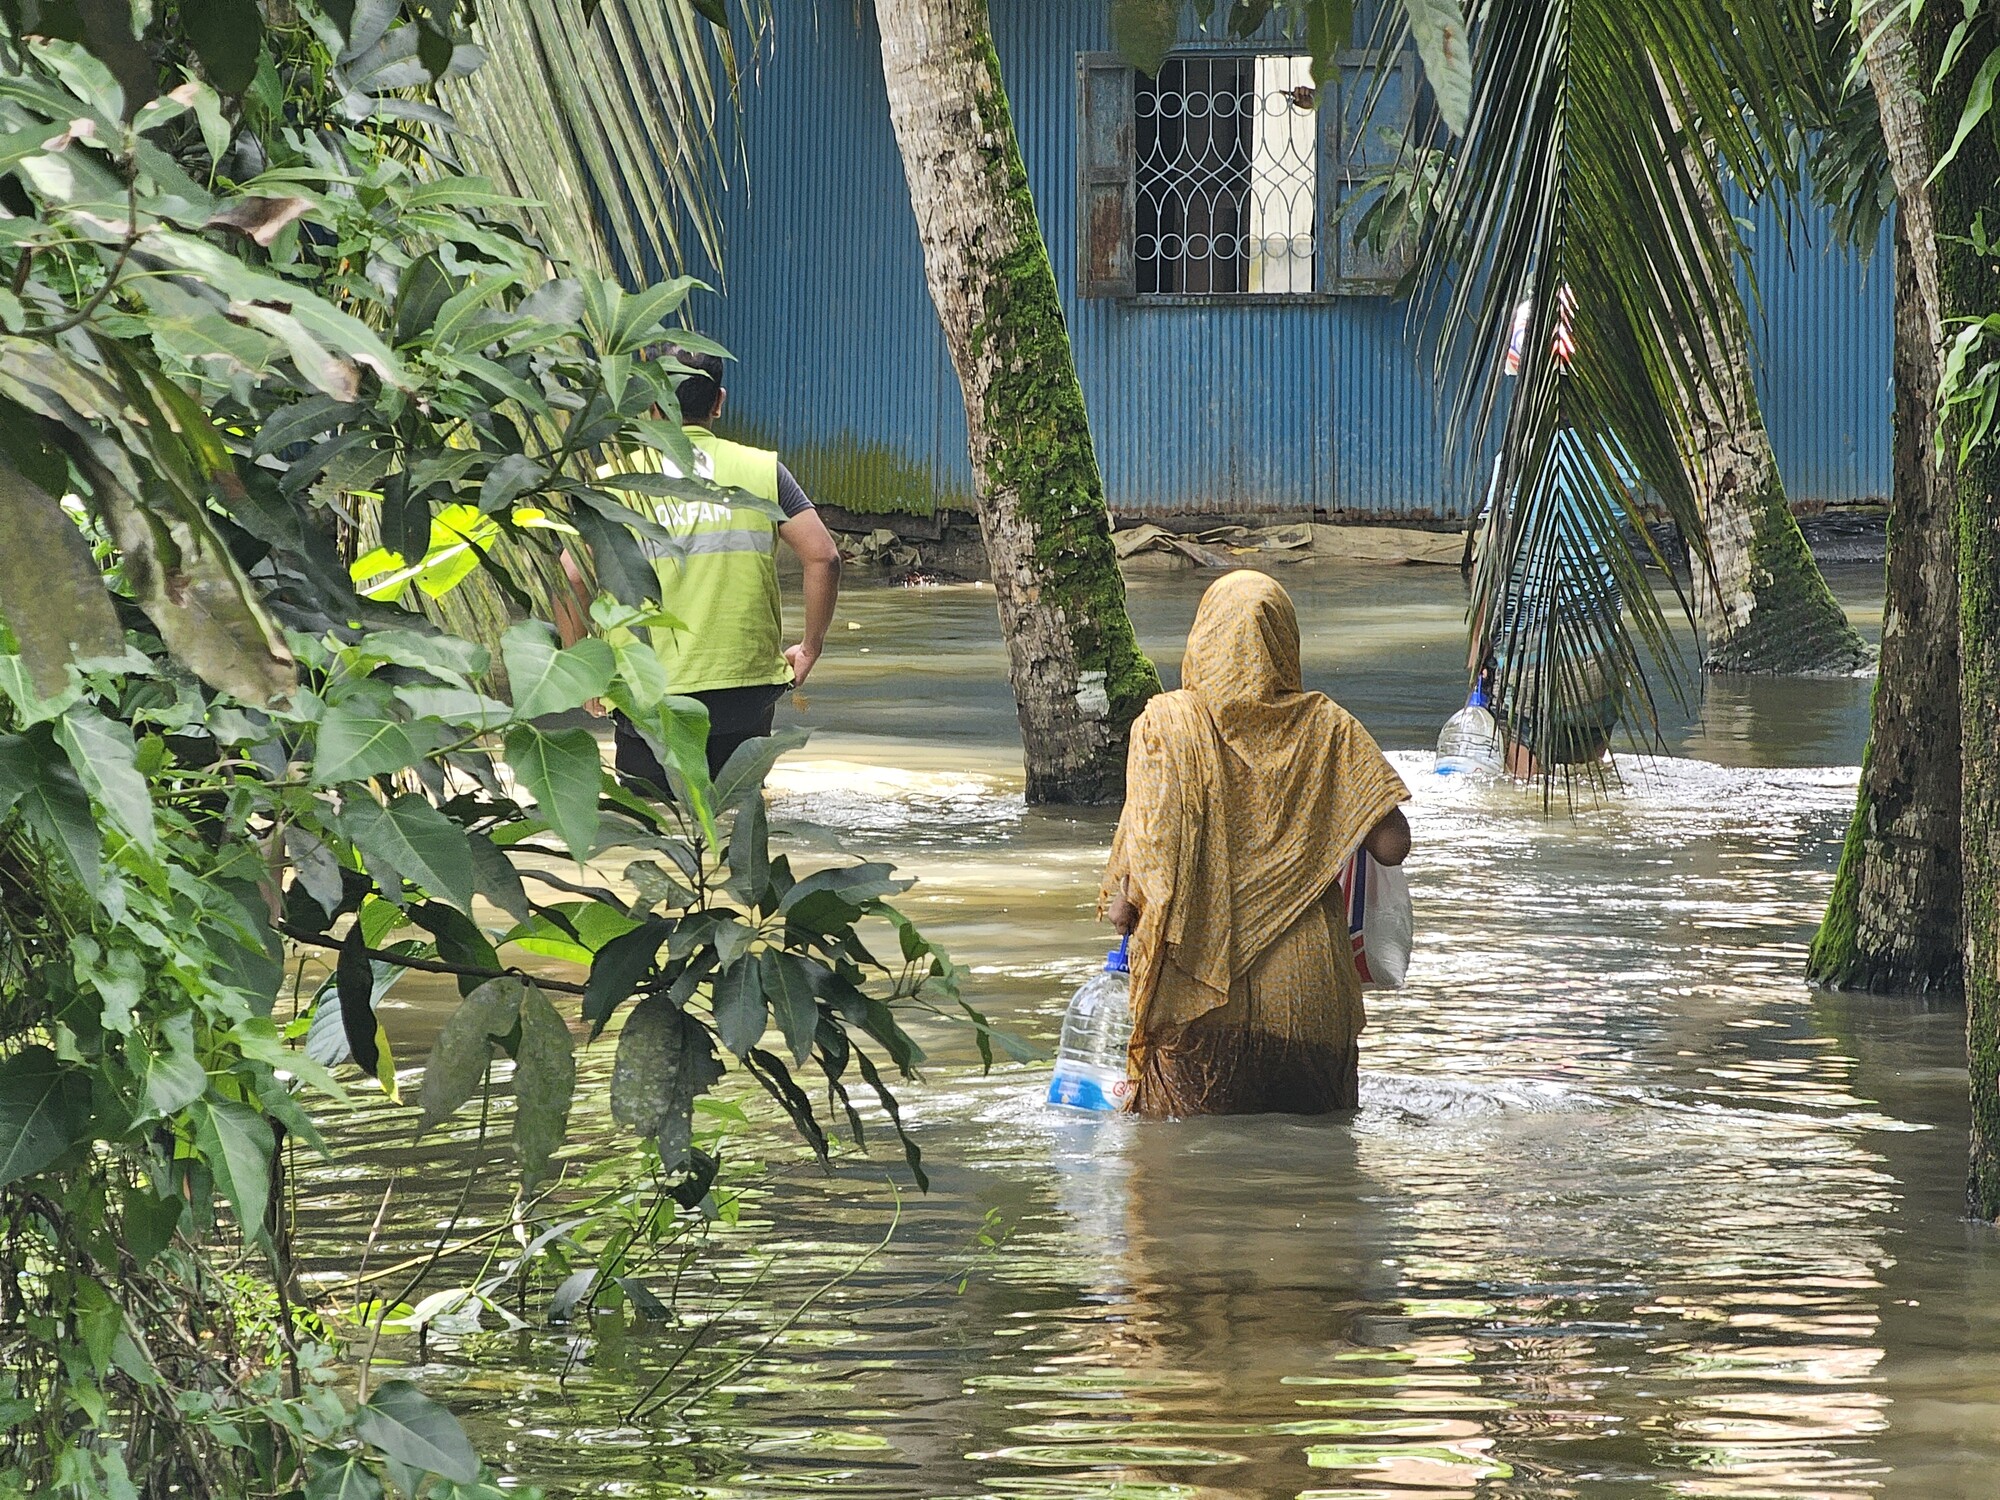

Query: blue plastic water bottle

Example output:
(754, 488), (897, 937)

(1047, 939), (1133, 1112)
(1436, 680), (1504, 776)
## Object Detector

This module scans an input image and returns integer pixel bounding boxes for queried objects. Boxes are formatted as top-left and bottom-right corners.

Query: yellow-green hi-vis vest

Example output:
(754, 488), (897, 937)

(634, 428), (791, 695)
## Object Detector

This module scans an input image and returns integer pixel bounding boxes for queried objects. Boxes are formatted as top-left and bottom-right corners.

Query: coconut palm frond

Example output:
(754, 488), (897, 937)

(1416, 0), (1825, 770)
(443, 0), (772, 284)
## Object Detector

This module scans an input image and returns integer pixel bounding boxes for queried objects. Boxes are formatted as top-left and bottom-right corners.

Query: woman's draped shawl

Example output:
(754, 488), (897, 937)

(1102, 570), (1409, 1053)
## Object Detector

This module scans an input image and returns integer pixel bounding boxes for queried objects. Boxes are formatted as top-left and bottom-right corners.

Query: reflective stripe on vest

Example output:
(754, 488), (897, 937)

(631, 429), (790, 695)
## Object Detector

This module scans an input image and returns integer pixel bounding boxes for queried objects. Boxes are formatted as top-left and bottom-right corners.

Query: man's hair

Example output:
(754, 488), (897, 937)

(650, 342), (725, 423)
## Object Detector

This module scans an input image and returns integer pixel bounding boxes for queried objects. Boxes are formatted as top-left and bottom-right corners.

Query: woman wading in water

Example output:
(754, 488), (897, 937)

(1103, 571), (1411, 1117)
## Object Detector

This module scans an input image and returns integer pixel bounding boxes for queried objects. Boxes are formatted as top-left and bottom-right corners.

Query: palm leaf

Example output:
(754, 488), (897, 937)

(1412, 0), (1825, 770)
(441, 0), (771, 284)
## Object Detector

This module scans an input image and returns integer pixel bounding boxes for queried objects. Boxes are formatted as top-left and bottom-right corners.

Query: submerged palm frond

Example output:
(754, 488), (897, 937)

(444, 0), (771, 284)
(1414, 0), (1824, 770)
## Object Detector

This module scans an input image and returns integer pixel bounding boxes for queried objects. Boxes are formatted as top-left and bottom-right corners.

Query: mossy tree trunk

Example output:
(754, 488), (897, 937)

(871, 0), (1161, 803)
(1684, 166), (1870, 674)
(1916, 3), (2000, 1220)
(1807, 218), (1962, 995)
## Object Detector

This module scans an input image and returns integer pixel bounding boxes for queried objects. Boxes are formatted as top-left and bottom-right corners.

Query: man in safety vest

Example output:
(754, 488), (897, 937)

(565, 343), (842, 784)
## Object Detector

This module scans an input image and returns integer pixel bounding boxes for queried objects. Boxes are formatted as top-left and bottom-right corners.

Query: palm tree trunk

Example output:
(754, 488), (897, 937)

(1808, 217), (1962, 994)
(1914, 3), (2000, 1219)
(1684, 165), (1870, 674)
(871, 0), (1160, 803)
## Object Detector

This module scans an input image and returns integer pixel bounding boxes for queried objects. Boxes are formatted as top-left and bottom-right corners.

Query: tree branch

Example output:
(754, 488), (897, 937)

(276, 921), (588, 995)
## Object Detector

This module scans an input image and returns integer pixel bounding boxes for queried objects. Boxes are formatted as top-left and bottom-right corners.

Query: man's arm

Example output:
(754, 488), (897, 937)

(554, 548), (593, 649)
(1362, 806), (1411, 867)
(773, 462), (840, 687)
(777, 507), (841, 687)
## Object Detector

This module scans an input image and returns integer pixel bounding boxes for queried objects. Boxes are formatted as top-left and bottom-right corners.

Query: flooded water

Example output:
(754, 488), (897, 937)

(297, 559), (2000, 1499)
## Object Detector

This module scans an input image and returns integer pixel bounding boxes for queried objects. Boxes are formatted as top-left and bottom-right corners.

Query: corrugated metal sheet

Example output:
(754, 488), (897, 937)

(685, 0), (1892, 519)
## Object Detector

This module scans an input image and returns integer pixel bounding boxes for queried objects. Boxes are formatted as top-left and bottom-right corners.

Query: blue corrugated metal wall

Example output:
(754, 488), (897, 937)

(690, 0), (1892, 519)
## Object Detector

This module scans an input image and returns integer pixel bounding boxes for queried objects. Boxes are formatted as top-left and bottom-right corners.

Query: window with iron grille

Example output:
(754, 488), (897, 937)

(1078, 48), (1416, 300)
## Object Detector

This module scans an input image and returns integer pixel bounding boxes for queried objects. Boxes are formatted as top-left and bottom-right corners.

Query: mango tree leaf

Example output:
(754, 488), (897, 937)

(466, 831), (531, 923)
(0, 1046), (90, 1189)
(725, 795), (768, 907)
(54, 702), (155, 854)
(626, 698), (717, 849)
(512, 982), (575, 1188)
(354, 1379), (480, 1484)
(503, 724), (602, 860)
(1401, 0), (1471, 134)
(0, 455), (119, 696)
(500, 622), (615, 720)
(760, 949), (820, 1066)
(183, 0), (266, 94)
(710, 956), (766, 1059)
(189, 1095), (275, 1251)
(584, 919), (666, 1035)
(712, 727), (811, 812)
(341, 794), (476, 912)
(418, 977), (522, 1133)
(313, 705), (429, 785)
(335, 925), (390, 1086)
(610, 993), (722, 1173)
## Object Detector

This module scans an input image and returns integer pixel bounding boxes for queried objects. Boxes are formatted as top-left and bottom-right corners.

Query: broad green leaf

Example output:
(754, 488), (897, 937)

(313, 705), (429, 785)
(189, 1095), (275, 1250)
(584, 919), (666, 1034)
(54, 702), (156, 854)
(419, 978), (523, 1133)
(503, 724), (603, 860)
(710, 956), (766, 1059)
(0, 1046), (90, 1189)
(760, 950), (820, 1065)
(306, 957), (407, 1070)
(183, 0), (266, 94)
(354, 1379), (480, 1484)
(121, 1184), (184, 1271)
(335, 926), (391, 1087)
(712, 727), (811, 811)
(305, 1454), (386, 1500)
(0, 732), (101, 890)
(466, 832), (532, 923)
(341, 794), (477, 912)
(129, 1016), (208, 1124)
(1110, 0), (1179, 74)
(610, 992), (722, 1172)
(500, 622), (615, 720)
(725, 795), (769, 907)
(626, 698), (718, 849)
(1402, 0), (1471, 135)
(0, 458), (119, 697)
(512, 982), (575, 1188)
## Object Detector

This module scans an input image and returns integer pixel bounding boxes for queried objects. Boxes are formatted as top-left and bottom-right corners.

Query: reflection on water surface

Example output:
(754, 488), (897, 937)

(299, 562), (2000, 1499)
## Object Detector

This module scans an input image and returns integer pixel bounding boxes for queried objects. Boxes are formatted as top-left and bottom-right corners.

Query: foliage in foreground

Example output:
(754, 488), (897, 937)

(0, 4), (983, 1495)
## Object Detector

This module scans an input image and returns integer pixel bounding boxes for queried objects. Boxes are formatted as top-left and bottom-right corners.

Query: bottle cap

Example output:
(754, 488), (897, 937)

(1468, 680), (1489, 708)
(1106, 937), (1130, 974)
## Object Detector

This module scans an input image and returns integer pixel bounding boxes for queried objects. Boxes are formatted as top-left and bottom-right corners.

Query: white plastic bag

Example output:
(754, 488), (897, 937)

(1341, 849), (1413, 989)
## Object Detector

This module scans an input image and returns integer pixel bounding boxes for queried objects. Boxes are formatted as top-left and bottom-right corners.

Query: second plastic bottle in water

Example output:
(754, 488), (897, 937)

(1047, 940), (1133, 1112)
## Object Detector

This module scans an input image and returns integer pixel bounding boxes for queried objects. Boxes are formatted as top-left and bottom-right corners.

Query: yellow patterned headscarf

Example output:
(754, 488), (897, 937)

(1103, 571), (1409, 1047)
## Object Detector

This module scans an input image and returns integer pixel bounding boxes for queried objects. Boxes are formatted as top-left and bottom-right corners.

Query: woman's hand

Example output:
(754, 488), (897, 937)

(1108, 894), (1140, 936)
(1362, 806), (1412, 866)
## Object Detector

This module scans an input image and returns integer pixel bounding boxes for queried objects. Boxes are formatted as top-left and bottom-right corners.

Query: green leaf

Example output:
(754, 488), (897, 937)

(610, 993), (722, 1172)
(183, 0), (267, 94)
(0, 733), (101, 891)
(710, 956), (766, 1059)
(313, 705), (429, 785)
(54, 703), (155, 854)
(725, 795), (769, 907)
(712, 727), (811, 811)
(1401, 0), (1471, 135)
(130, 1016), (207, 1123)
(512, 982), (575, 1188)
(500, 622), (615, 720)
(354, 1379), (480, 1484)
(625, 698), (718, 849)
(0, 1046), (90, 1189)
(584, 919), (666, 1035)
(1110, 0), (1179, 74)
(1933, 46), (2000, 182)
(336, 925), (388, 1083)
(502, 724), (603, 860)
(305, 1454), (386, 1500)
(121, 1184), (184, 1271)
(0, 455), (119, 698)
(189, 1095), (274, 1250)
(342, 795), (477, 912)
(466, 832), (532, 923)
(418, 977), (522, 1133)
(760, 950), (820, 1066)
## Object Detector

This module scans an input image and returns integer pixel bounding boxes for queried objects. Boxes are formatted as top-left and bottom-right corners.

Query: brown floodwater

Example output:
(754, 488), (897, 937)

(297, 558), (2000, 1500)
